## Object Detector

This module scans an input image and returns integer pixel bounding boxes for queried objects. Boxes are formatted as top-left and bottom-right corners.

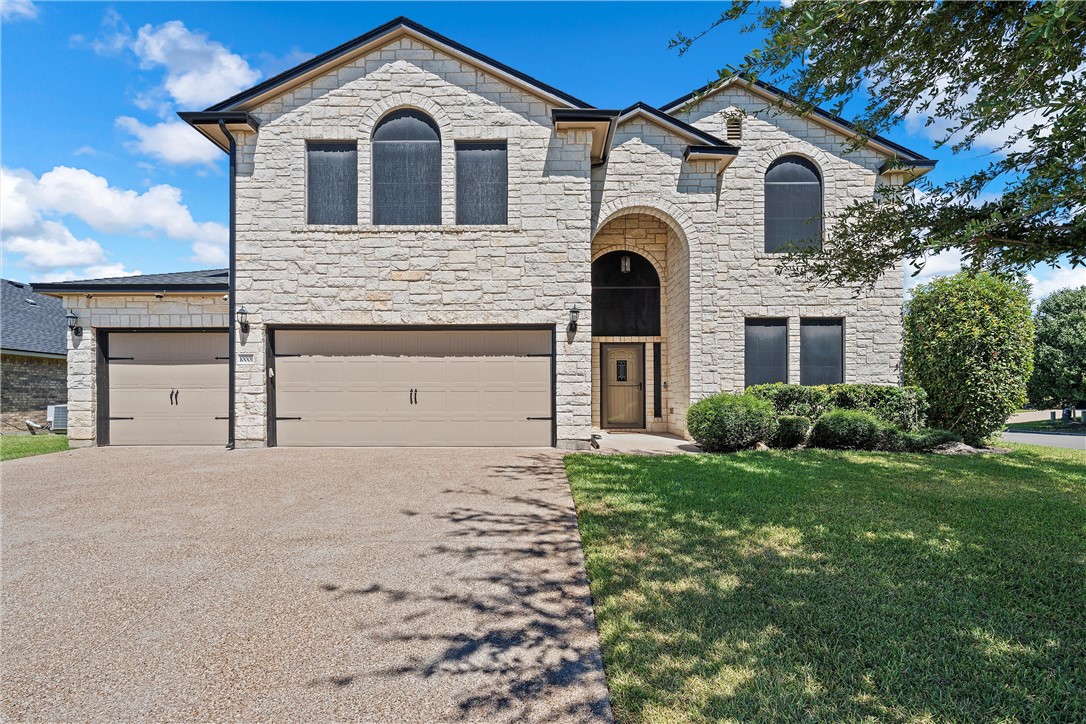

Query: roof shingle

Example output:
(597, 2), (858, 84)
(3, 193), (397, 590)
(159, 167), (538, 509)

(1, 280), (67, 356)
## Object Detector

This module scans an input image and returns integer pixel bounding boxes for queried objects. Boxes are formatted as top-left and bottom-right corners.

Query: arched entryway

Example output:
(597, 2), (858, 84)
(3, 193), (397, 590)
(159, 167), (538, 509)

(591, 211), (690, 435)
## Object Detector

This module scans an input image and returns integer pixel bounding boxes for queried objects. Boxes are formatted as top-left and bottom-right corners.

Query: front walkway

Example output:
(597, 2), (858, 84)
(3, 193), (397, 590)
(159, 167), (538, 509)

(1, 447), (611, 722)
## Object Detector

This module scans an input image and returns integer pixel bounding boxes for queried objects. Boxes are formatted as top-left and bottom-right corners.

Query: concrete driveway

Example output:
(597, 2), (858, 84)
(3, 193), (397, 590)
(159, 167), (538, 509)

(1, 447), (611, 722)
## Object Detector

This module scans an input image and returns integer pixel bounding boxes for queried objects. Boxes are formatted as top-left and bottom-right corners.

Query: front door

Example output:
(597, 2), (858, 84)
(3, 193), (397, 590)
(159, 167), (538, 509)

(601, 344), (644, 429)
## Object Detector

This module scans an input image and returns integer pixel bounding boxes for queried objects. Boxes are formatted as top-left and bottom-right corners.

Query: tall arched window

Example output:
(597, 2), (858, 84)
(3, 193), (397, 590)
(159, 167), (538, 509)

(764, 155), (822, 253)
(372, 109), (441, 225)
(591, 251), (661, 336)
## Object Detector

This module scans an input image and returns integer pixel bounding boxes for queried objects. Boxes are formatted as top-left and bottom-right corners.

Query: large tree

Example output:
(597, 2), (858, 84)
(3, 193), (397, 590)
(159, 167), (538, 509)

(1028, 285), (1086, 409)
(673, 0), (1086, 288)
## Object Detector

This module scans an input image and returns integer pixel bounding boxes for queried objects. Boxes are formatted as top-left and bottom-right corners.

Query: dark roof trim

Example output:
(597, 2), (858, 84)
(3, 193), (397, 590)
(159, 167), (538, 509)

(661, 76), (935, 163)
(1, 348), (67, 360)
(879, 158), (938, 175)
(178, 111), (260, 153)
(620, 102), (737, 149)
(35, 283), (228, 295)
(205, 16), (592, 113)
(551, 109), (620, 123)
(684, 145), (739, 158)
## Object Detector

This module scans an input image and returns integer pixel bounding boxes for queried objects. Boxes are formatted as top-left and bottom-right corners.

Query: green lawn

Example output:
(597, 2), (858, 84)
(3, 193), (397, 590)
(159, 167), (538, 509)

(1006, 419), (1085, 435)
(565, 445), (1085, 722)
(0, 434), (69, 461)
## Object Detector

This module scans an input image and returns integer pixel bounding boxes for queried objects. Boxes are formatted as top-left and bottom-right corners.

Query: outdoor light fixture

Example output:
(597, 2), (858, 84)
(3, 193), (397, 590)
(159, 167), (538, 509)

(620, 254), (631, 273)
(236, 306), (250, 334)
(568, 305), (580, 333)
(65, 310), (82, 337)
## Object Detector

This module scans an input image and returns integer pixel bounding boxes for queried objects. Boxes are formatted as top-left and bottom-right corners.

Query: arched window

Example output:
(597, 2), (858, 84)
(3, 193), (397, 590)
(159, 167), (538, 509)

(372, 109), (441, 225)
(764, 155), (822, 253)
(591, 251), (660, 336)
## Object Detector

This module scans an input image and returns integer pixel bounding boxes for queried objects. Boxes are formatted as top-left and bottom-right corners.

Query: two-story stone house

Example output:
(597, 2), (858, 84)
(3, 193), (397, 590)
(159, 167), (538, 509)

(37, 17), (935, 449)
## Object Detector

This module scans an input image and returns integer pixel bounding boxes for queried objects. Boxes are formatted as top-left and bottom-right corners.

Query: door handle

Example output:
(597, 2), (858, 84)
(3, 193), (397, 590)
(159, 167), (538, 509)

(638, 382), (643, 391)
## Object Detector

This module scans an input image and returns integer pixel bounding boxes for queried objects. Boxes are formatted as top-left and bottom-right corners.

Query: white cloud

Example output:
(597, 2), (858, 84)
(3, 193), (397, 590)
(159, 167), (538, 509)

(904, 248), (963, 289)
(116, 117), (222, 166)
(131, 20), (261, 107)
(1, 0), (37, 22)
(1027, 267), (1086, 302)
(1, 165), (228, 273)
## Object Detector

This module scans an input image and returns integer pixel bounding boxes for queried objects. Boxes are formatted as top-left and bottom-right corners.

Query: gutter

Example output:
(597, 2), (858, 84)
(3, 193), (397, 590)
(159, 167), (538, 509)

(219, 119), (238, 451)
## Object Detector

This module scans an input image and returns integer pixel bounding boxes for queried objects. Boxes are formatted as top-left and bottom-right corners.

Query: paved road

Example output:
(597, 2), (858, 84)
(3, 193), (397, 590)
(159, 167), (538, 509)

(1, 447), (611, 722)
(1001, 431), (1086, 451)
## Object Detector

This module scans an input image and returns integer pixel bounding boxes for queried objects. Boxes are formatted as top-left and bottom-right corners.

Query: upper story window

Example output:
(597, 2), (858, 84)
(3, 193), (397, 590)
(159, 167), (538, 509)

(456, 141), (508, 225)
(764, 155), (822, 253)
(591, 251), (661, 336)
(372, 109), (441, 225)
(307, 141), (357, 225)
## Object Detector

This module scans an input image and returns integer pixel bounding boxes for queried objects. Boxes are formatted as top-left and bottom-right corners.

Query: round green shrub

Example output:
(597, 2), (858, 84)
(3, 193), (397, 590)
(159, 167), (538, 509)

(772, 415), (811, 448)
(809, 409), (894, 450)
(687, 393), (777, 452)
(747, 383), (831, 419)
(1028, 285), (1086, 409)
(904, 272), (1034, 446)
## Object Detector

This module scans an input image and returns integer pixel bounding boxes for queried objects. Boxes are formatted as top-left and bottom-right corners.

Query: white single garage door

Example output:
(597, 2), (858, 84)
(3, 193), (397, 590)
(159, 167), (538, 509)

(106, 332), (228, 445)
(272, 328), (553, 447)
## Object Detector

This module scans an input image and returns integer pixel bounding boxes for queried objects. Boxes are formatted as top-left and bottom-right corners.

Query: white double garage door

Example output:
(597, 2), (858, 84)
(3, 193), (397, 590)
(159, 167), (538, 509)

(105, 328), (554, 447)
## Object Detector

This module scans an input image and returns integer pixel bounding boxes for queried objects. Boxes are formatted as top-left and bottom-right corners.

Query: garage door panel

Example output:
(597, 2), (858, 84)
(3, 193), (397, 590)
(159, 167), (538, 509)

(107, 332), (227, 446)
(274, 329), (553, 447)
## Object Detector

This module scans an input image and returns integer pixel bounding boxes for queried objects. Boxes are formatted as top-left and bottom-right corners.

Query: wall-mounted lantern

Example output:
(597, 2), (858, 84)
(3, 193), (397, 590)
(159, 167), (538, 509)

(65, 310), (82, 337)
(620, 254), (632, 274)
(236, 306), (250, 334)
(568, 305), (580, 334)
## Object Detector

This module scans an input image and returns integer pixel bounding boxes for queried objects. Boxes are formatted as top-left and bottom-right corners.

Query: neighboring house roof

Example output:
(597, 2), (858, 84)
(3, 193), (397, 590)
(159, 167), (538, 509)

(203, 16), (593, 113)
(34, 269), (230, 296)
(1, 279), (67, 357)
(660, 75), (935, 165)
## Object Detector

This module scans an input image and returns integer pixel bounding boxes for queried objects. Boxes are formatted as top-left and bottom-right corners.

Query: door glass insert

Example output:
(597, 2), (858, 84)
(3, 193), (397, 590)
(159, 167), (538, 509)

(616, 360), (628, 382)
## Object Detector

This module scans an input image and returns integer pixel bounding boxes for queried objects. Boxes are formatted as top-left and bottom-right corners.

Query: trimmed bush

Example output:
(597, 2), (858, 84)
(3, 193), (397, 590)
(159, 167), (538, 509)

(687, 393), (777, 452)
(809, 410), (895, 451)
(902, 427), (962, 452)
(749, 382), (927, 431)
(772, 415), (811, 448)
(747, 383), (831, 419)
(826, 384), (928, 432)
(904, 272), (1034, 446)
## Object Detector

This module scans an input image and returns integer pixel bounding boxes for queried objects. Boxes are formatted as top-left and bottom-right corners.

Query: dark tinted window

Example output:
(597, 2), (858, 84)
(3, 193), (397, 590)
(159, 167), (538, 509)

(765, 155), (822, 253)
(591, 251), (660, 336)
(745, 319), (788, 387)
(307, 141), (357, 225)
(456, 142), (508, 225)
(801, 318), (843, 385)
(372, 110), (440, 225)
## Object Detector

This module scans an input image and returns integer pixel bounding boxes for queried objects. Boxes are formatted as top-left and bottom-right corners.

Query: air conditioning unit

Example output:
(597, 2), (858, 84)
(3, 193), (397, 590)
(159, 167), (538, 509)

(47, 404), (68, 432)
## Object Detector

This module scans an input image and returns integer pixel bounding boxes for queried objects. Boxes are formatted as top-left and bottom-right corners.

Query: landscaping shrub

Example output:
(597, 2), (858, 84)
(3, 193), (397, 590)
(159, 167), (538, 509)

(809, 410), (897, 451)
(826, 384), (928, 431)
(902, 427), (962, 452)
(771, 415), (811, 448)
(1028, 285), (1086, 409)
(687, 393), (777, 452)
(747, 383), (831, 419)
(904, 272), (1034, 445)
(749, 382), (927, 431)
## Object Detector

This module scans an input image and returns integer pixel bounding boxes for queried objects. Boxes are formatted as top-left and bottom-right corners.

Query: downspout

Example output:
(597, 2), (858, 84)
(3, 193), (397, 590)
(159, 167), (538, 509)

(219, 119), (237, 450)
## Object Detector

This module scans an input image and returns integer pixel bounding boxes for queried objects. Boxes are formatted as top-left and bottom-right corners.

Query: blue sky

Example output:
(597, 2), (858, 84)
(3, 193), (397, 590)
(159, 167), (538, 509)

(2, 1), (1079, 298)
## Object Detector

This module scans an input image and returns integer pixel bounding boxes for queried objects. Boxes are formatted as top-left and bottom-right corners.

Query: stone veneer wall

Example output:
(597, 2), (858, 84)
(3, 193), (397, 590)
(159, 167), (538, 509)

(0, 353), (67, 432)
(60, 294), (228, 447)
(230, 37), (596, 447)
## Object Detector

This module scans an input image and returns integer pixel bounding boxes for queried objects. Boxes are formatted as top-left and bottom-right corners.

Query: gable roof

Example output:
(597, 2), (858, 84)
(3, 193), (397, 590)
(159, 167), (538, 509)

(660, 76), (935, 164)
(204, 16), (592, 113)
(618, 102), (737, 149)
(1, 280), (66, 357)
(34, 269), (229, 296)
